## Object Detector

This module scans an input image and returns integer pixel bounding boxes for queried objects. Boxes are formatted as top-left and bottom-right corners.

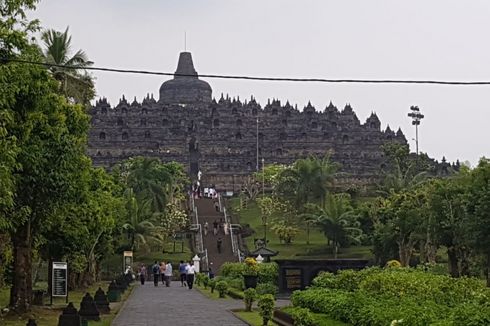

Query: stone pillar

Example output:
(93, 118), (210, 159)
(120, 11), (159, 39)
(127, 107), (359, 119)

(79, 293), (100, 321)
(94, 287), (111, 314)
(58, 302), (81, 326)
(256, 254), (264, 264)
(193, 255), (200, 273)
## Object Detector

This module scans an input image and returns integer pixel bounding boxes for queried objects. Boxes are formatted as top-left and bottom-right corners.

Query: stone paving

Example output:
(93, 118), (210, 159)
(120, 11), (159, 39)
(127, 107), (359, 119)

(111, 283), (246, 326)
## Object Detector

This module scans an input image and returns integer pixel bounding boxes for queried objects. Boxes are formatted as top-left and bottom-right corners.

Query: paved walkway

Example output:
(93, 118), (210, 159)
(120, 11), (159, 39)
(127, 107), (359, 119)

(112, 283), (246, 326)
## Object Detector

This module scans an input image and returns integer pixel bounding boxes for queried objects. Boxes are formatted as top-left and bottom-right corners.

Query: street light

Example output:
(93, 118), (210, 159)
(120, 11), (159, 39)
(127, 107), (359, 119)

(407, 106), (424, 156)
(262, 157), (265, 197)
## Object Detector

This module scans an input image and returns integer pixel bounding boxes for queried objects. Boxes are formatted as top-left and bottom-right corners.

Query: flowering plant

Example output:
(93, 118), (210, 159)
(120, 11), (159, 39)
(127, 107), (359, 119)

(243, 257), (259, 276)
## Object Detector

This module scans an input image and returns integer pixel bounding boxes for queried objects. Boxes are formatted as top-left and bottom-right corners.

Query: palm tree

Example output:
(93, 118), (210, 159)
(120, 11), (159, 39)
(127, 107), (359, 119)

(276, 155), (338, 211)
(380, 159), (428, 196)
(122, 189), (164, 251)
(41, 27), (95, 104)
(312, 194), (363, 258)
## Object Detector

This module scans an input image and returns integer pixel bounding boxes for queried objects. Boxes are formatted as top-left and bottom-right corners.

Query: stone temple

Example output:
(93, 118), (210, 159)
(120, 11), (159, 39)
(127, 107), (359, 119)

(88, 52), (408, 190)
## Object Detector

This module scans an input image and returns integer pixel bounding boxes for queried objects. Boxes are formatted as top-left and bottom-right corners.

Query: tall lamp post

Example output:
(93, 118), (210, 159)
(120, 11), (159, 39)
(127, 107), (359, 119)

(262, 158), (265, 196)
(256, 117), (259, 171)
(407, 106), (424, 156)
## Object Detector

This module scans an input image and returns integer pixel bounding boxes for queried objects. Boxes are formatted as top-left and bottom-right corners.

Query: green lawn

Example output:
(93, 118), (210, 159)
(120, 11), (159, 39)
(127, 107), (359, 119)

(0, 281), (133, 326)
(234, 308), (349, 326)
(229, 198), (373, 260)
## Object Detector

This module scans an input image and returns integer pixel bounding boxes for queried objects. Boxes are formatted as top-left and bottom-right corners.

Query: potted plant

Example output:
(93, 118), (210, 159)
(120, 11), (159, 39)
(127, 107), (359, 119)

(243, 257), (259, 289)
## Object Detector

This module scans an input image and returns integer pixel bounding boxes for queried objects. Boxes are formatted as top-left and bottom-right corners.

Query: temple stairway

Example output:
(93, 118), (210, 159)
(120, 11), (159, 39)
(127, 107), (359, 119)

(194, 198), (237, 273)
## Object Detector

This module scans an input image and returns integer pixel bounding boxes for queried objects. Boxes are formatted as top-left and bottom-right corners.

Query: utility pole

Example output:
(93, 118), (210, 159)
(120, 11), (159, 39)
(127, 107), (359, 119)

(407, 106), (424, 156)
(256, 117), (259, 171)
(262, 157), (265, 196)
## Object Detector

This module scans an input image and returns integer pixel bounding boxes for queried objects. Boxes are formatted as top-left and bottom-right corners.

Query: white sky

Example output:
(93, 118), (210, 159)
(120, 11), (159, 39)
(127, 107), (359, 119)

(30, 0), (490, 165)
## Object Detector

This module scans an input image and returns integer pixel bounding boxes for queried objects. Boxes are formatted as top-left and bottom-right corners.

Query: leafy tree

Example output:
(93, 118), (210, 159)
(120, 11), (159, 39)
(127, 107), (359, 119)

(41, 27), (95, 104)
(466, 158), (490, 286)
(426, 176), (471, 276)
(122, 189), (164, 252)
(275, 155), (338, 210)
(305, 194), (362, 258)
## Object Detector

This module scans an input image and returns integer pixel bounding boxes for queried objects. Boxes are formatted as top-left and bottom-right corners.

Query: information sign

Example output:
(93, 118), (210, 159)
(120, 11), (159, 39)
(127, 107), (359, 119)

(52, 262), (68, 297)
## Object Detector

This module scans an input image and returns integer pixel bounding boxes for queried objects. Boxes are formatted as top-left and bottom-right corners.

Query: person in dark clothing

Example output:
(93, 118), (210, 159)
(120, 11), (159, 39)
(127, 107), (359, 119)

(217, 237), (223, 253)
(151, 261), (160, 287)
(214, 201), (220, 212)
(213, 220), (218, 235)
(139, 264), (147, 285)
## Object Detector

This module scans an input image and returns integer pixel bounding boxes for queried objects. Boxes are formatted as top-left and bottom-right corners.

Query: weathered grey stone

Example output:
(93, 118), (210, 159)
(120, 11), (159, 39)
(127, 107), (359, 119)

(88, 51), (413, 190)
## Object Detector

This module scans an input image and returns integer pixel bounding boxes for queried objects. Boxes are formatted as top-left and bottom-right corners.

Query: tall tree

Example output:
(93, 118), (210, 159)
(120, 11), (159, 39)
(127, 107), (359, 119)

(41, 27), (94, 104)
(466, 159), (490, 286)
(305, 194), (362, 259)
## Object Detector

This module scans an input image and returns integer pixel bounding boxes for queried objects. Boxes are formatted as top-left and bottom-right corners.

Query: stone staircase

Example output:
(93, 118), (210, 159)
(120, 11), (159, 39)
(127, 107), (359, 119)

(194, 198), (238, 273)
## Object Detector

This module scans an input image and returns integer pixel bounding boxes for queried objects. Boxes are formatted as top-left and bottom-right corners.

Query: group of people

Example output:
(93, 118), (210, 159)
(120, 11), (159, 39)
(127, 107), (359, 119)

(203, 218), (229, 236)
(137, 260), (197, 289)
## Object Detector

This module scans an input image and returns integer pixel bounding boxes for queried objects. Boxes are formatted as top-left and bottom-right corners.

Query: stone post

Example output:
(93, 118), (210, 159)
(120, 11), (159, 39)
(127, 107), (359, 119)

(256, 254), (264, 264)
(193, 255), (200, 273)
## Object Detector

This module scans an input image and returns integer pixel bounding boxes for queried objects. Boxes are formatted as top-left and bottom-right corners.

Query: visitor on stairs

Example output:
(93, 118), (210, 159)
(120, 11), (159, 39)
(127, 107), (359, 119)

(186, 261), (196, 290)
(213, 220), (218, 235)
(217, 237), (223, 253)
(179, 261), (187, 287)
(164, 261), (173, 287)
(204, 221), (209, 236)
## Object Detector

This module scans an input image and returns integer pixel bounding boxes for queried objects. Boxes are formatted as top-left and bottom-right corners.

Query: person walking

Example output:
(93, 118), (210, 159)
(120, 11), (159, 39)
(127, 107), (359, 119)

(217, 237), (223, 254)
(152, 261), (160, 287)
(186, 261), (196, 290)
(178, 260), (187, 287)
(213, 220), (218, 236)
(214, 200), (220, 212)
(160, 261), (166, 285)
(204, 221), (209, 236)
(164, 261), (173, 287)
(138, 264), (147, 285)
(224, 222), (229, 235)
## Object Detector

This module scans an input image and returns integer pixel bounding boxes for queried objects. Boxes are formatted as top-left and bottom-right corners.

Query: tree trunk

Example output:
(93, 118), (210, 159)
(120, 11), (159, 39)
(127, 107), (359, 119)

(447, 246), (460, 277)
(10, 222), (33, 313)
(398, 239), (413, 267)
(459, 247), (471, 277)
(486, 252), (490, 287)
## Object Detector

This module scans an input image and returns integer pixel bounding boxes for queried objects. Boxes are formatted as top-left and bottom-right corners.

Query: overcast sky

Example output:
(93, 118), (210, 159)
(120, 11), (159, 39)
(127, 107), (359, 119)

(30, 0), (489, 165)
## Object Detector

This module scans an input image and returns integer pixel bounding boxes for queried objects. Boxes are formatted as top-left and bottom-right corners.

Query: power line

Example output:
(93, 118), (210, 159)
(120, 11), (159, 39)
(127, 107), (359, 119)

(4, 57), (490, 86)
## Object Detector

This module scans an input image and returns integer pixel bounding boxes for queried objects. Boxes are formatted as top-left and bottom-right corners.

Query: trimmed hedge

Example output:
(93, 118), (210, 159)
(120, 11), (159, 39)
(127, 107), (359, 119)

(292, 268), (490, 326)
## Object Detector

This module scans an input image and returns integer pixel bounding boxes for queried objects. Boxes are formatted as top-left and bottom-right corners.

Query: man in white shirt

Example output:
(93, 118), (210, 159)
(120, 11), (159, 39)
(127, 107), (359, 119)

(164, 261), (173, 287)
(185, 262), (196, 290)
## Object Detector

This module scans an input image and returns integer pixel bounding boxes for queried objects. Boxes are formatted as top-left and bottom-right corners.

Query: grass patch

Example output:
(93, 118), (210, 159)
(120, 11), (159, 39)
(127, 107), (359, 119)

(195, 284), (225, 300)
(0, 281), (134, 326)
(233, 309), (271, 326)
(229, 198), (373, 260)
(282, 306), (350, 326)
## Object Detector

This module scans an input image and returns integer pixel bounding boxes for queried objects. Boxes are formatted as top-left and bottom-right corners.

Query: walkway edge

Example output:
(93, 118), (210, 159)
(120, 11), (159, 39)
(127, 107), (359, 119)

(110, 284), (135, 326)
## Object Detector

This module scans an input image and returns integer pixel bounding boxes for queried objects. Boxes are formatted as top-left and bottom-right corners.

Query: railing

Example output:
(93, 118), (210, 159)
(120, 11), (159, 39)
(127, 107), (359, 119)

(223, 205), (241, 261)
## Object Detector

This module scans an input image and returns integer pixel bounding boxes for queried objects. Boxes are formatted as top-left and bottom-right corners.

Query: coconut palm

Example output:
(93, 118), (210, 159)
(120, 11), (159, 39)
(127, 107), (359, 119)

(41, 27), (95, 104)
(122, 189), (164, 251)
(310, 194), (363, 258)
(380, 159), (428, 196)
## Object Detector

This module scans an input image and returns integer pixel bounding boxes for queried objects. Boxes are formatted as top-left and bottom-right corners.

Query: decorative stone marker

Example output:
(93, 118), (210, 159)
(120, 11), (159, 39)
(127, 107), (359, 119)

(94, 287), (111, 314)
(79, 293), (100, 321)
(192, 254), (200, 273)
(58, 302), (81, 326)
(107, 280), (121, 302)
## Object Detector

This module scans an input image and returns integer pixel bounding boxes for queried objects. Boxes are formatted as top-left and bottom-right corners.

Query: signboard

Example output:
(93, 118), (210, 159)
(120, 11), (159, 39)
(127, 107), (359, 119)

(52, 262), (68, 297)
(284, 268), (302, 290)
(123, 251), (133, 273)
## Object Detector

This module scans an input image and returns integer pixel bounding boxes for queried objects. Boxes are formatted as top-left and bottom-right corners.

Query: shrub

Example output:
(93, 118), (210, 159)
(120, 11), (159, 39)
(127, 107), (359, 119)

(243, 287), (257, 312)
(220, 262), (245, 278)
(228, 287), (245, 299)
(244, 257), (259, 276)
(195, 272), (203, 286)
(256, 282), (278, 298)
(257, 262), (278, 284)
(209, 278), (217, 293)
(286, 307), (315, 326)
(385, 259), (401, 268)
(258, 294), (275, 326)
(202, 274), (210, 289)
(216, 280), (228, 298)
